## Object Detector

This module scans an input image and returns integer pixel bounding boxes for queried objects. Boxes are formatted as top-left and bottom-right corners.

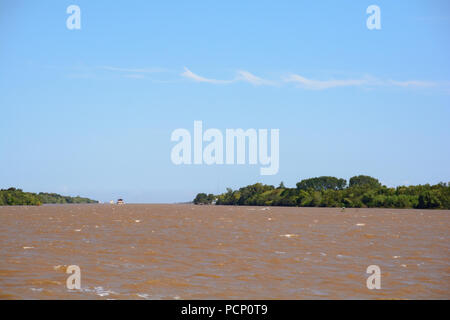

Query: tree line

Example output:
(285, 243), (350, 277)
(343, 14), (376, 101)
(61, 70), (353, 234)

(193, 175), (450, 209)
(0, 188), (98, 206)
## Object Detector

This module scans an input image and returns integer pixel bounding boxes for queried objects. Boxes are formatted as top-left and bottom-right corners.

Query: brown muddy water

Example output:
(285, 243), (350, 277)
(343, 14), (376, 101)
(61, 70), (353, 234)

(0, 204), (448, 299)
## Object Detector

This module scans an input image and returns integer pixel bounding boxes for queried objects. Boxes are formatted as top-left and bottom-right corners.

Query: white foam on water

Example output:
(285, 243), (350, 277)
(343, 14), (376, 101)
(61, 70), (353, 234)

(78, 286), (118, 297)
(94, 287), (117, 297)
(53, 265), (67, 271)
(280, 234), (298, 238)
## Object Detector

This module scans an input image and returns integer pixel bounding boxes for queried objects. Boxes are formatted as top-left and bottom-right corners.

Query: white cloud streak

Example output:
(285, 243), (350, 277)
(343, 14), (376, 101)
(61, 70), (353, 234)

(387, 80), (437, 88)
(98, 66), (446, 91)
(181, 67), (276, 86)
(181, 67), (233, 84)
(236, 70), (277, 86)
(100, 66), (168, 73)
(284, 74), (443, 90)
(283, 74), (368, 90)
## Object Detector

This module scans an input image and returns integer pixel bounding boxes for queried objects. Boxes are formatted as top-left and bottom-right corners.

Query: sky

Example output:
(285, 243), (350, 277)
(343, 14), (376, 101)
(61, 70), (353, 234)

(1, 0), (449, 203)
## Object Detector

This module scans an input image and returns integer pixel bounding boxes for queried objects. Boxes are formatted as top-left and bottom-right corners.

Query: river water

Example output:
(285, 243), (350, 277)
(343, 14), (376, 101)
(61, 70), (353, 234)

(0, 204), (448, 299)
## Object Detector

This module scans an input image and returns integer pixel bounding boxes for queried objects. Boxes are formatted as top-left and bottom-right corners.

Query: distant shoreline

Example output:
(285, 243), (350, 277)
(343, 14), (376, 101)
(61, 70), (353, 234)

(194, 175), (450, 210)
(0, 188), (98, 206)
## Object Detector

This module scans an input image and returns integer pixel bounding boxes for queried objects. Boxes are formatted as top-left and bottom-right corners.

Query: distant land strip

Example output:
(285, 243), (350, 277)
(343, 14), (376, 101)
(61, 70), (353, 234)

(0, 188), (98, 206)
(194, 175), (450, 210)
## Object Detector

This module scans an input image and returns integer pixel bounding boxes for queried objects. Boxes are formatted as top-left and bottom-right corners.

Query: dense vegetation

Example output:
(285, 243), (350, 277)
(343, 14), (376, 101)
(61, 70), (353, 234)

(0, 188), (98, 206)
(193, 193), (216, 205)
(193, 175), (450, 209)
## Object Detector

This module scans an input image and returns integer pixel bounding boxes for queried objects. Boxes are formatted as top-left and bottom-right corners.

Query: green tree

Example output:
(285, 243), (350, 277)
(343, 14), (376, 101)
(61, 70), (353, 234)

(416, 191), (441, 209)
(349, 175), (381, 188)
(193, 193), (211, 204)
(296, 176), (347, 191)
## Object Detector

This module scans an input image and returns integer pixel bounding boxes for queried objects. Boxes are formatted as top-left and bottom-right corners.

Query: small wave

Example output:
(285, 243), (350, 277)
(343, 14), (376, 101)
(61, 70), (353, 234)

(80, 286), (118, 297)
(53, 265), (68, 272)
(280, 234), (298, 238)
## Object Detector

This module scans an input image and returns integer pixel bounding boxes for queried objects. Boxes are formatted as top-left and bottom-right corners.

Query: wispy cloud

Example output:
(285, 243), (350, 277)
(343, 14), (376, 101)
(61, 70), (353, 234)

(283, 73), (445, 90)
(236, 70), (277, 86)
(283, 74), (368, 90)
(387, 80), (437, 88)
(181, 67), (233, 84)
(100, 66), (168, 73)
(95, 65), (170, 80)
(181, 67), (276, 86)
(67, 65), (447, 92)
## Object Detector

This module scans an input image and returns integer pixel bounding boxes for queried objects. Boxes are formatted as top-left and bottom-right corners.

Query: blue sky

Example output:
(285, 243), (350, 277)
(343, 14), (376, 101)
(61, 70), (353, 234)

(1, 0), (449, 203)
